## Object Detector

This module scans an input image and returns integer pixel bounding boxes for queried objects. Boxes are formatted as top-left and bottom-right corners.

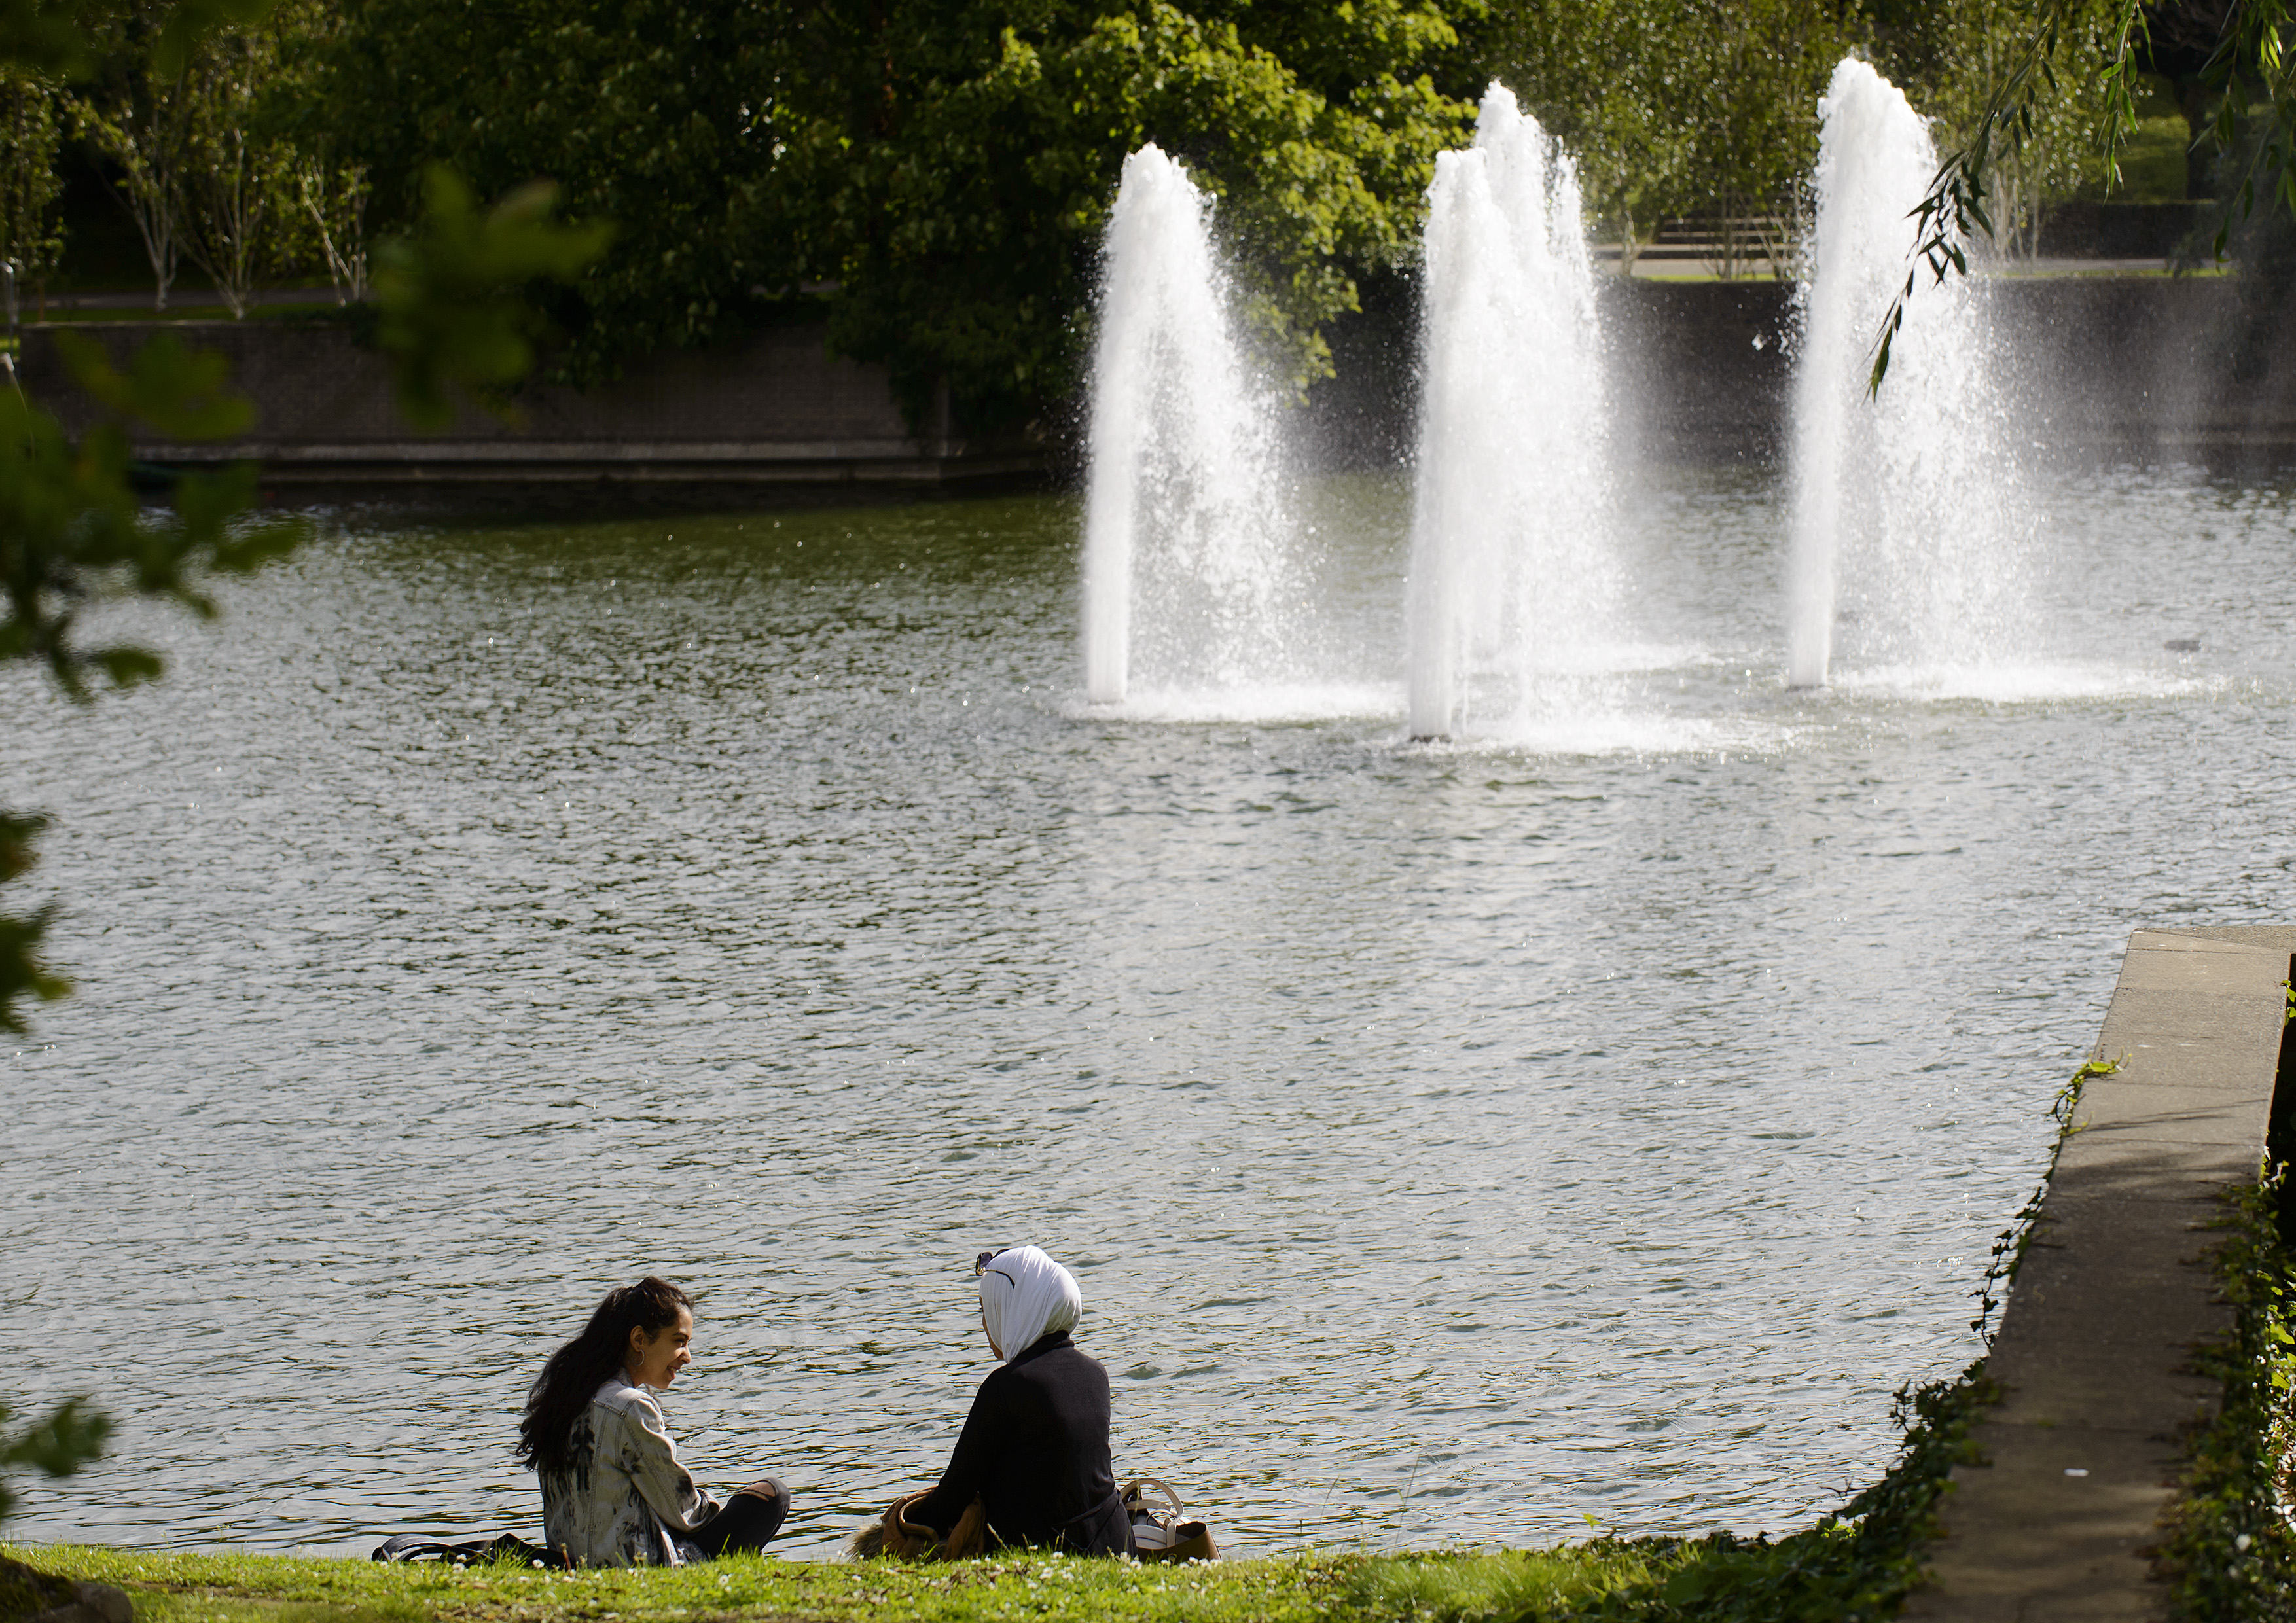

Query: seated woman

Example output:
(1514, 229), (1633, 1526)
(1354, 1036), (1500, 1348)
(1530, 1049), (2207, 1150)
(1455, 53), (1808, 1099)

(516, 1275), (792, 1567)
(906, 1246), (1134, 1556)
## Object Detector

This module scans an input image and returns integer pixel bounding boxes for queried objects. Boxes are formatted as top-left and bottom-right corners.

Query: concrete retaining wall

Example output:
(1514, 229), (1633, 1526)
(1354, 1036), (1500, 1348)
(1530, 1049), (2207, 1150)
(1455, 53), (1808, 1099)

(19, 275), (2296, 503)
(1314, 276), (2296, 469)
(17, 317), (1039, 500)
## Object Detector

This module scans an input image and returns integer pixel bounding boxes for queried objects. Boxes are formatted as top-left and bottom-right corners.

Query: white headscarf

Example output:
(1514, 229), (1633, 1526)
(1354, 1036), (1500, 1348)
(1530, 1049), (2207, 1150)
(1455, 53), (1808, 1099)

(978, 1246), (1082, 1362)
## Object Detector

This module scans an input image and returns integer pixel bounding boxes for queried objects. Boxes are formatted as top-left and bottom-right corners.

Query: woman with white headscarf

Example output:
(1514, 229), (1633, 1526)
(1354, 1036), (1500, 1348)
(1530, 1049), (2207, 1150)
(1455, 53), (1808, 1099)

(906, 1245), (1134, 1556)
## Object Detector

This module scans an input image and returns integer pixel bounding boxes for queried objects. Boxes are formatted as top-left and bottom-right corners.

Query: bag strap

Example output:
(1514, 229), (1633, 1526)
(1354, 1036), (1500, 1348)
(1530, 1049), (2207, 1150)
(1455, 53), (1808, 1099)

(1121, 1478), (1185, 1520)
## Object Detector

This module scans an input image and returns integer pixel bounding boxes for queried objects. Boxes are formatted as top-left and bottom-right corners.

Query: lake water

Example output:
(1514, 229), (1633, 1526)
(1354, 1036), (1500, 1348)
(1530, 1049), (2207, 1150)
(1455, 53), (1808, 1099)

(5, 462), (2293, 1559)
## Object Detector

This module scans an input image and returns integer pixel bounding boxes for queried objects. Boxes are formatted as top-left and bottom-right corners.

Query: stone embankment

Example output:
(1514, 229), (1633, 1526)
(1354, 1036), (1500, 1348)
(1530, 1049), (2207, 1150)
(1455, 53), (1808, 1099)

(1906, 927), (2296, 1621)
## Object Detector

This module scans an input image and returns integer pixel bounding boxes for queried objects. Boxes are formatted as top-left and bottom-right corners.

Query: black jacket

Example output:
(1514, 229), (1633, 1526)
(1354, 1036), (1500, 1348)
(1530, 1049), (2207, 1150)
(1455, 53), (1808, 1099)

(912, 1332), (1134, 1555)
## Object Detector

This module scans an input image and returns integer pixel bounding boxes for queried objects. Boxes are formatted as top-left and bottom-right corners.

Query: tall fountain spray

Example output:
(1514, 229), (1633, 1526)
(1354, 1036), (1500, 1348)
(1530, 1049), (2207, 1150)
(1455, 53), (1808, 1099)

(1405, 85), (1611, 741)
(1789, 58), (2024, 688)
(1081, 145), (1292, 705)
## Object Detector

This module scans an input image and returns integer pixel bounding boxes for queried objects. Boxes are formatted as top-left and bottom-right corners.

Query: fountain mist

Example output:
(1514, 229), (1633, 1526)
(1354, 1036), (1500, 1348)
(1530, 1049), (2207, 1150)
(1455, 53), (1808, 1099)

(1406, 84), (1611, 740)
(1789, 58), (2026, 688)
(1081, 145), (1292, 705)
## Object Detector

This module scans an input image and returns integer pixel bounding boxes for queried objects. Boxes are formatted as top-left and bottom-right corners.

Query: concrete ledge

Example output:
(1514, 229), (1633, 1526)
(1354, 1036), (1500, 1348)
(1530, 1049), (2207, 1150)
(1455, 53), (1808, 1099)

(1904, 926), (2296, 1622)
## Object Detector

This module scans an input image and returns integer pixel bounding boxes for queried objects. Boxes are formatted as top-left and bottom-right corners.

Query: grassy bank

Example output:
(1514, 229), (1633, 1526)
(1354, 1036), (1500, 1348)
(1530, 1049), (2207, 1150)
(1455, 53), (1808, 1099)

(0, 1363), (1991, 1623)
(0, 1521), (1935, 1623)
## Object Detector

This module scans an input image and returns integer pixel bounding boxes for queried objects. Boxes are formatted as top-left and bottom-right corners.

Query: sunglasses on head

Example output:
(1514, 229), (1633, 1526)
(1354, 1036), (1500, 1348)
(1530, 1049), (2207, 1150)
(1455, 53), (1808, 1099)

(974, 1248), (1015, 1276)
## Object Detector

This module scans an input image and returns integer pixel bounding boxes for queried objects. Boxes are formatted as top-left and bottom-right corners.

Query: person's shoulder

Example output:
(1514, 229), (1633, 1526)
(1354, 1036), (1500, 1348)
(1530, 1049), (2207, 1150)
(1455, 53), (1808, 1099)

(1017, 1336), (1109, 1384)
(590, 1375), (663, 1421)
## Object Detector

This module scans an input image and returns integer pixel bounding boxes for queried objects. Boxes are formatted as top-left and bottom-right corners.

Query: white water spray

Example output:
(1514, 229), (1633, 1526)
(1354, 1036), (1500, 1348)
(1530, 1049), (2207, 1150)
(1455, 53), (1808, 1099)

(1405, 85), (1612, 740)
(1081, 145), (1293, 705)
(1789, 58), (2026, 688)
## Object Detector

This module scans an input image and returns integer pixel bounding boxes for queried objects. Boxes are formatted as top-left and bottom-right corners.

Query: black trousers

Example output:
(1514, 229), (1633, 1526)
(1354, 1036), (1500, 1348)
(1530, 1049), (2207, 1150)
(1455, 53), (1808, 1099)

(689, 1480), (791, 1558)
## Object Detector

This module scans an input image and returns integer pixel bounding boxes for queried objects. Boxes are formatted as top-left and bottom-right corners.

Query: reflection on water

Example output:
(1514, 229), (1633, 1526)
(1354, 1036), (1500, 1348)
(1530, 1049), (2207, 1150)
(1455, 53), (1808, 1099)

(3, 465), (2293, 1558)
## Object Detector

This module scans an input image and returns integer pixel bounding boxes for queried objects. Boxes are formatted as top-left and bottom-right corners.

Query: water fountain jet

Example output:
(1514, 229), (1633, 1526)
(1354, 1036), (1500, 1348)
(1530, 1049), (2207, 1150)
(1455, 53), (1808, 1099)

(1405, 85), (1612, 741)
(1788, 58), (2026, 689)
(1081, 145), (1292, 706)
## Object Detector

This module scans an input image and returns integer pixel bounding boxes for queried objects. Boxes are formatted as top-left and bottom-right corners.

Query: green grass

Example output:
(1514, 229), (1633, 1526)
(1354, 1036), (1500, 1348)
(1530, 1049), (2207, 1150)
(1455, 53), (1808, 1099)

(8, 1546), (1382, 1623)
(0, 1356), (1990, 1623)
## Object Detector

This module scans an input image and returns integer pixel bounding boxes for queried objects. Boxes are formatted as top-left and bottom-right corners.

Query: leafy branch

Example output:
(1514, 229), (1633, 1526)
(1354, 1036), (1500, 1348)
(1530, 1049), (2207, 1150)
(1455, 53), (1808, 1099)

(1868, 0), (2149, 395)
(2204, 0), (2296, 256)
(374, 164), (612, 431)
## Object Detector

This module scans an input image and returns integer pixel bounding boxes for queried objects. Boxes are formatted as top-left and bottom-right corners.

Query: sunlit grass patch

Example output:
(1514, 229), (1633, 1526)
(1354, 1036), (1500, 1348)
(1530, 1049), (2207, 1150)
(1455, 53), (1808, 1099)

(1340, 1545), (1658, 1620)
(3, 1545), (1361, 1623)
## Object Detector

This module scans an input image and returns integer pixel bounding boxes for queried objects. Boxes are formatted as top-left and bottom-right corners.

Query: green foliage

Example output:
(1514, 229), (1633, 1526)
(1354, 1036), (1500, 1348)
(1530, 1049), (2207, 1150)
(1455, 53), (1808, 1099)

(1493, 0), (1851, 273)
(0, 1399), (113, 1529)
(812, 1), (1479, 423)
(1873, 0), (2296, 391)
(3, 330), (295, 689)
(2202, 0), (2296, 254)
(0, 323), (302, 1033)
(2155, 1171), (2296, 1619)
(308, 0), (1479, 429)
(0, 62), (64, 280)
(1867, 0), (2134, 255)
(311, 0), (831, 385)
(1964, 1054), (2116, 1341)
(174, 12), (300, 316)
(371, 163), (611, 431)
(71, 0), (340, 313)
(1344, 1368), (1997, 1623)
(0, 808), (64, 1029)
(8, 1546), (1358, 1623)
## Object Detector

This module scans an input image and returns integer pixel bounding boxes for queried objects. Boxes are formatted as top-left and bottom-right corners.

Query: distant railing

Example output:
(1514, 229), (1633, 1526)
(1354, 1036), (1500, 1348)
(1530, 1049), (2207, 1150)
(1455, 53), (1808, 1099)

(1592, 214), (1800, 281)
(1592, 200), (2205, 279)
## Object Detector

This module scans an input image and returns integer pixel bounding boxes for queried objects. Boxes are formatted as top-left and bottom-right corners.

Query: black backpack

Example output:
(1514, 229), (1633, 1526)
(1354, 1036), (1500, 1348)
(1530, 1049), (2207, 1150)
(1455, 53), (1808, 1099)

(371, 1532), (571, 1569)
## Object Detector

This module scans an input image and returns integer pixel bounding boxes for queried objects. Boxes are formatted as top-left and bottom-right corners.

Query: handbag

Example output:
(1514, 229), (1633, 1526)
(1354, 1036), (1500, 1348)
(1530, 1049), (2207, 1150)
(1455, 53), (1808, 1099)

(1121, 1478), (1219, 1563)
(847, 1491), (989, 1560)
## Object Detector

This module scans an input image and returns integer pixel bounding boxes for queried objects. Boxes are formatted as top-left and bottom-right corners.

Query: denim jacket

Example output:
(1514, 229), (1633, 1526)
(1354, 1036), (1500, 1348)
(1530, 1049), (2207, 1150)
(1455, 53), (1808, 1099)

(539, 1374), (721, 1566)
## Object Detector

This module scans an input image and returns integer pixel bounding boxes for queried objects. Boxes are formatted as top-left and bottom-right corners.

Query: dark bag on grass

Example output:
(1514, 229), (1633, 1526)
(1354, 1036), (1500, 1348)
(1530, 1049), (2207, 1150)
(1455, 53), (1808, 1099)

(371, 1532), (569, 1569)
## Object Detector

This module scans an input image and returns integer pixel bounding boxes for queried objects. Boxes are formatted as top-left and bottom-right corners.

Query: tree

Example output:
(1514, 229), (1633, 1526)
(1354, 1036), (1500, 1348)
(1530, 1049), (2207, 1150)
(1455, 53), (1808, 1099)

(0, 1399), (111, 1527)
(0, 1), (611, 1541)
(312, 0), (822, 384)
(814, 0), (1480, 425)
(1872, 0), (2296, 389)
(1490, 0), (1852, 276)
(71, 8), (196, 309)
(176, 16), (301, 315)
(291, 150), (367, 300)
(307, 0), (1484, 428)
(0, 65), (65, 291)
(1865, 0), (2127, 258)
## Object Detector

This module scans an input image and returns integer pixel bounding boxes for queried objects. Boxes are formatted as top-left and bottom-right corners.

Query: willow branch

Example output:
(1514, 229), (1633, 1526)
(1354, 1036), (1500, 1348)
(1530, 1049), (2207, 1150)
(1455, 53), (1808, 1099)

(1868, 0), (2148, 396)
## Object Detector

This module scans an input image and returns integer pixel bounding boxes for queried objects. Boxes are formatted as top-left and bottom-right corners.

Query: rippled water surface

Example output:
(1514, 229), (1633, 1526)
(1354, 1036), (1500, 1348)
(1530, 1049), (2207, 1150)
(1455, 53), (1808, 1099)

(6, 463), (2295, 1558)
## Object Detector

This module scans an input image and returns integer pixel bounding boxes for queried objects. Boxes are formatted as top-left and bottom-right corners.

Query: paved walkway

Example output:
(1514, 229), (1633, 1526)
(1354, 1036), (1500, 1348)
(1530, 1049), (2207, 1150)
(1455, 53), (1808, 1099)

(1905, 926), (2296, 1621)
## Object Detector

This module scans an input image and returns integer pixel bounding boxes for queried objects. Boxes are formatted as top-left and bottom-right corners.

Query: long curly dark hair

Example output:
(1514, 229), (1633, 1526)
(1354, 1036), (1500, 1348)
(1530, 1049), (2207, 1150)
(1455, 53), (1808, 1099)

(517, 1276), (692, 1478)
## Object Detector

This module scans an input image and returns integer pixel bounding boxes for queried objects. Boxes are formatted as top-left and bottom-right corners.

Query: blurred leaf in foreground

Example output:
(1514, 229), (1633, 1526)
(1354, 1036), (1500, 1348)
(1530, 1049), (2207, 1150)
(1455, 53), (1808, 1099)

(0, 1397), (113, 1527)
(373, 162), (612, 431)
(0, 326), (306, 1034)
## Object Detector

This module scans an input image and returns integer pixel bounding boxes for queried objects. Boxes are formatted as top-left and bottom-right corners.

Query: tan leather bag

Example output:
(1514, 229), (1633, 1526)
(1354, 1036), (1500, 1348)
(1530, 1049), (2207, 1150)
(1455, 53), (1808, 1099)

(847, 1491), (989, 1560)
(1122, 1478), (1219, 1563)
